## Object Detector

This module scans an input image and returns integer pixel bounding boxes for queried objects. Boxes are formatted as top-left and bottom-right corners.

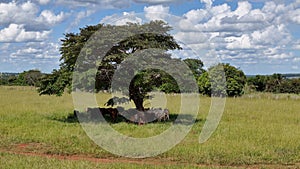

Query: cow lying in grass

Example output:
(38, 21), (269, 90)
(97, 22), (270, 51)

(146, 108), (170, 122)
(84, 107), (169, 124)
(118, 108), (170, 125)
(87, 107), (118, 122)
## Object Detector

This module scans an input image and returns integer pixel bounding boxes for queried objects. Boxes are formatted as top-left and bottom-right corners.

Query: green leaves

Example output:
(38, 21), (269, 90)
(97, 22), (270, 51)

(198, 63), (246, 97)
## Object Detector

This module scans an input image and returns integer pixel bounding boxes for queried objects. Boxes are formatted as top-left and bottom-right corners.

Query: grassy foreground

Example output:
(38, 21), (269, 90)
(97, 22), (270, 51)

(1, 86), (300, 168)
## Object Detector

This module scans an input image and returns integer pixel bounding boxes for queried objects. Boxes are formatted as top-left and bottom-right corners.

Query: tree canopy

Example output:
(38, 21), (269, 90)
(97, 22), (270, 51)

(198, 63), (246, 97)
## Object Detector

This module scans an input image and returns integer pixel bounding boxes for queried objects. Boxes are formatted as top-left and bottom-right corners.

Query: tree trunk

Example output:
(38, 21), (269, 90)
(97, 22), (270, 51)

(131, 96), (144, 111)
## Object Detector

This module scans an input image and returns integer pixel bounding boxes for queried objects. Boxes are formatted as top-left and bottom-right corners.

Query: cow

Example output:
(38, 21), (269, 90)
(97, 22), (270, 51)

(87, 107), (119, 122)
(145, 108), (170, 122)
(119, 108), (145, 125)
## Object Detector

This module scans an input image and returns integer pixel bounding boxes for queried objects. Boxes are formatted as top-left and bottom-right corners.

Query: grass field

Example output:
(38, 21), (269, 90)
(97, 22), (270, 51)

(1, 86), (300, 168)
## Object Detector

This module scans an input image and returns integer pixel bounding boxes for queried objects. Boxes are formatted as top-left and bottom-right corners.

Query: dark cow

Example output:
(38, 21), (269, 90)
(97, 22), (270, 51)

(105, 97), (130, 107)
(87, 107), (119, 122)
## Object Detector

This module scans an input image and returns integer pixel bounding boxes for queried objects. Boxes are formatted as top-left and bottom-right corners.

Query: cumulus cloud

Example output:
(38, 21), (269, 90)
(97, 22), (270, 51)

(133, 0), (182, 4)
(8, 41), (61, 72)
(0, 1), (39, 27)
(0, 24), (50, 42)
(0, 1), (67, 31)
(287, 8), (300, 24)
(101, 12), (143, 25)
(169, 0), (300, 70)
(55, 0), (130, 9)
(144, 5), (170, 21)
(226, 34), (252, 49)
(31, 42), (60, 59)
(38, 10), (66, 26)
(67, 10), (96, 31)
(200, 0), (214, 9)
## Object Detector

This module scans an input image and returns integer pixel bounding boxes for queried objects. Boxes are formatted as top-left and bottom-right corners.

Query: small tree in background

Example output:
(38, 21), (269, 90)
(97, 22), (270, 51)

(17, 70), (43, 86)
(198, 63), (246, 97)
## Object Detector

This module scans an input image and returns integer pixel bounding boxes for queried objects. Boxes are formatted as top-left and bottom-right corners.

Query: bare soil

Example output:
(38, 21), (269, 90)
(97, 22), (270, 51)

(1, 143), (299, 169)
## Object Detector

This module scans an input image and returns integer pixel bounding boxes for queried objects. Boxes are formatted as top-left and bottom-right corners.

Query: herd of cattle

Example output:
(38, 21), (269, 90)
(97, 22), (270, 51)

(75, 107), (170, 125)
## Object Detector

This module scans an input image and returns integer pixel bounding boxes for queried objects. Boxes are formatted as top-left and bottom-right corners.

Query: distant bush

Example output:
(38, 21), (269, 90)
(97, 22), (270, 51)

(198, 63), (246, 97)
(247, 74), (300, 94)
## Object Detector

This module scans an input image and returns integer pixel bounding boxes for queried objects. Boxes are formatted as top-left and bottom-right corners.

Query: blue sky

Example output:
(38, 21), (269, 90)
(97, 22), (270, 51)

(0, 0), (299, 75)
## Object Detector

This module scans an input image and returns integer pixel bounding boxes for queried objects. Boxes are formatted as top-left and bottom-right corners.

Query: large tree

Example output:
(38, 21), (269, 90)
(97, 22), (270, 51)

(38, 21), (185, 110)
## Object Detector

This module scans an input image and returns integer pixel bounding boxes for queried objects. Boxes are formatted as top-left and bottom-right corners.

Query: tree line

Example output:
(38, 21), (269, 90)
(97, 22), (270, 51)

(2, 66), (300, 95)
(0, 70), (43, 86)
(247, 74), (300, 94)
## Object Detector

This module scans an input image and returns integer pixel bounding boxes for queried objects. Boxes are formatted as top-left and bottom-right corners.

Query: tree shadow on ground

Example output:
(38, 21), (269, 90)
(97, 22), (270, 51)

(48, 112), (79, 123)
(50, 110), (203, 125)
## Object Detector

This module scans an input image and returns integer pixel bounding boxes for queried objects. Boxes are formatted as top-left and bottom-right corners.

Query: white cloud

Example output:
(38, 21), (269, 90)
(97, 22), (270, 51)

(287, 9), (300, 24)
(55, 0), (130, 9)
(226, 34), (252, 49)
(174, 32), (210, 44)
(0, 1), (67, 30)
(67, 10), (95, 31)
(133, 0), (181, 4)
(200, 0), (214, 9)
(100, 12), (143, 25)
(38, 10), (66, 26)
(0, 24), (50, 42)
(115, 12), (143, 25)
(36, 0), (51, 5)
(0, 1), (39, 26)
(293, 40), (300, 49)
(233, 1), (252, 18)
(10, 42), (60, 61)
(144, 5), (170, 21)
(293, 57), (300, 62)
(251, 24), (292, 46)
(183, 9), (209, 24)
(168, 0), (300, 70)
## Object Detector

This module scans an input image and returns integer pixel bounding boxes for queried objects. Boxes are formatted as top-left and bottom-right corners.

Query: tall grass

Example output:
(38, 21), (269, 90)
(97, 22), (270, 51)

(1, 86), (300, 167)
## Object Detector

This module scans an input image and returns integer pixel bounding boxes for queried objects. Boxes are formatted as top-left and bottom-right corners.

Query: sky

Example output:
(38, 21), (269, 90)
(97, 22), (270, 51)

(0, 0), (299, 75)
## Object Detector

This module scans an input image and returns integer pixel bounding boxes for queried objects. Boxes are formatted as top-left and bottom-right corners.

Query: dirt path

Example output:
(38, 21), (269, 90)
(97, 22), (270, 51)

(1, 143), (299, 169)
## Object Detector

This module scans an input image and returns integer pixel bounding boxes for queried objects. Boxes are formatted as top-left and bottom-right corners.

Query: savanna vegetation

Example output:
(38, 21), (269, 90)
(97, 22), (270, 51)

(1, 21), (300, 168)
(1, 86), (300, 168)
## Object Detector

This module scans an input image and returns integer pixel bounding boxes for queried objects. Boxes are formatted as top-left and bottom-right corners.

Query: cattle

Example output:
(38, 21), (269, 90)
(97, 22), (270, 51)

(86, 106), (170, 124)
(104, 97), (130, 107)
(145, 108), (170, 122)
(119, 108), (170, 124)
(119, 108), (146, 125)
(106, 108), (118, 123)
(87, 107), (119, 122)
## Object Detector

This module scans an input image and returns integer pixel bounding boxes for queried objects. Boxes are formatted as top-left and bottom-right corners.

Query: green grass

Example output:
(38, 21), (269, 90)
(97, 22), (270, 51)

(1, 86), (300, 168)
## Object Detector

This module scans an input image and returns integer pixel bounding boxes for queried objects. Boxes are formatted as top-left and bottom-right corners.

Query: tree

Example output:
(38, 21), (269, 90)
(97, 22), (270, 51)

(183, 58), (204, 79)
(38, 21), (182, 110)
(16, 70), (43, 86)
(198, 63), (246, 97)
(265, 74), (284, 93)
(247, 75), (268, 92)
